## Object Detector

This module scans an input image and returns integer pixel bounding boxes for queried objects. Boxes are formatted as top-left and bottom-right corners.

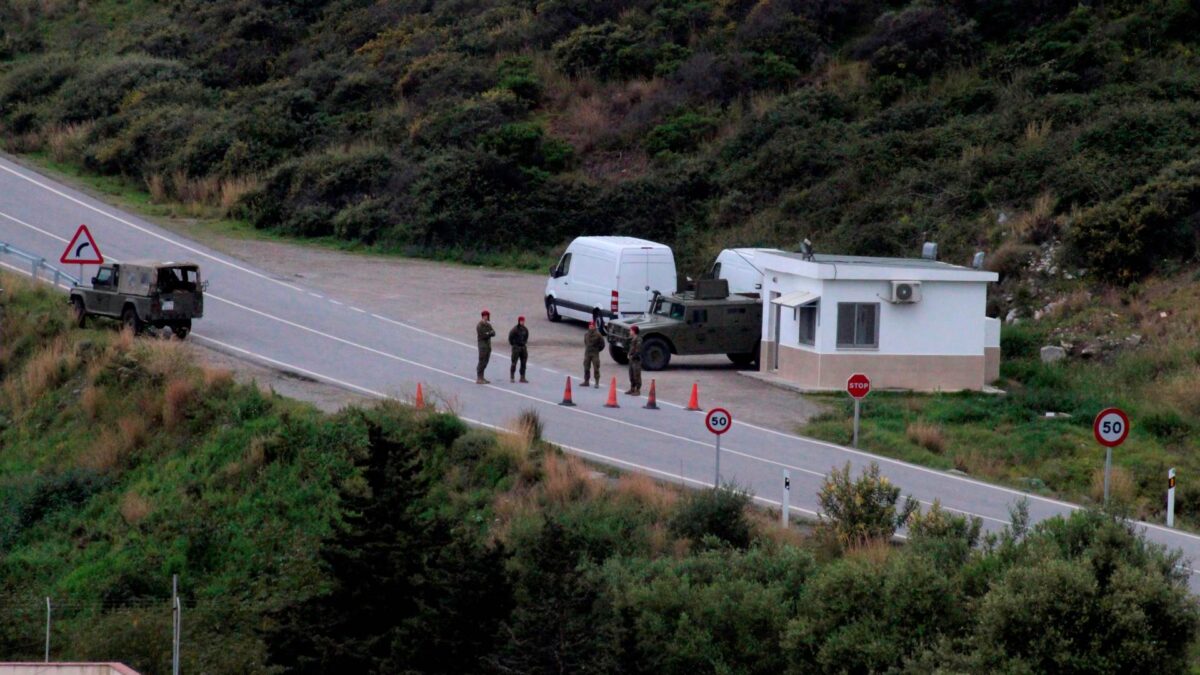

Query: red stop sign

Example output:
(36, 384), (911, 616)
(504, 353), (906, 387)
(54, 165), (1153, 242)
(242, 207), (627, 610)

(846, 373), (871, 399)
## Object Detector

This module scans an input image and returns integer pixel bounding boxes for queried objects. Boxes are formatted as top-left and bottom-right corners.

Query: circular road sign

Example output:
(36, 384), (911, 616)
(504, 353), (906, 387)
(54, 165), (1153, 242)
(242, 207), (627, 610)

(705, 407), (733, 435)
(846, 373), (871, 400)
(1093, 407), (1130, 447)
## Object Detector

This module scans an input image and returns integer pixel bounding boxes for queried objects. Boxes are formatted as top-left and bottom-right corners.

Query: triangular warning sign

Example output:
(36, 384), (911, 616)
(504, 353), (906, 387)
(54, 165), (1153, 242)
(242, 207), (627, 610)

(60, 224), (104, 264)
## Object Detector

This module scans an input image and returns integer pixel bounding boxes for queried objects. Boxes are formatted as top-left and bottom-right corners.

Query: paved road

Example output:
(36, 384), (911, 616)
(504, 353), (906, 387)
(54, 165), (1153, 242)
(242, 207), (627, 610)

(3, 153), (1199, 585)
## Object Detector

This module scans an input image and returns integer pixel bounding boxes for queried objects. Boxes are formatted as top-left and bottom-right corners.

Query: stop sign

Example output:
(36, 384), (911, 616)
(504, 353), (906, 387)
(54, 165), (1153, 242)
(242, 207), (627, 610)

(846, 373), (871, 399)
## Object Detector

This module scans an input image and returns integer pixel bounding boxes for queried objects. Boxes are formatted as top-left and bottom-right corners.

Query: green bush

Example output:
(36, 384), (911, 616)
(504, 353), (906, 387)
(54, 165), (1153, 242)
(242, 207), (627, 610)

(668, 486), (753, 549)
(645, 111), (719, 155)
(56, 56), (190, 123)
(816, 462), (917, 549)
(553, 21), (657, 81)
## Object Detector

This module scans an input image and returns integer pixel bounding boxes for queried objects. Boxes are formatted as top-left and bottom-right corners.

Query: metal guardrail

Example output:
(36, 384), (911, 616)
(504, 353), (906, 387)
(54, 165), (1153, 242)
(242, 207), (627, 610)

(0, 241), (80, 287)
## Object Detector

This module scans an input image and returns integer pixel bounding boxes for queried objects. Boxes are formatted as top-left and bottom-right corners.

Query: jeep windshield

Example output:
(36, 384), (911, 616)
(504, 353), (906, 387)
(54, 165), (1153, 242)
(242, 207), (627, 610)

(652, 298), (685, 319)
(156, 266), (201, 293)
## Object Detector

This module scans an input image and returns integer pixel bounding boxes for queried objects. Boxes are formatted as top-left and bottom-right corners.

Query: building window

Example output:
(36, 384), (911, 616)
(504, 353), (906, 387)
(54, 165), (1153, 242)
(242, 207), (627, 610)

(797, 303), (817, 346)
(836, 303), (879, 348)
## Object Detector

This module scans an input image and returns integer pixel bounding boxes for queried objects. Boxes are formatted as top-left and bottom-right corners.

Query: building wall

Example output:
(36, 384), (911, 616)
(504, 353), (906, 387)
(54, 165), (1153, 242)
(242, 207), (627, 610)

(0, 665), (140, 675)
(772, 344), (986, 391)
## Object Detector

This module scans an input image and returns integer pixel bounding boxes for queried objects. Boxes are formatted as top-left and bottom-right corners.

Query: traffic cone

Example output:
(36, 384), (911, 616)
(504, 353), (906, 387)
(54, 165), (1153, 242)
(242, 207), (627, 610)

(415, 383), (426, 410)
(559, 376), (577, 407)
(643, 379), (659, 409)
(604, 377), (620, 408)
(685, 382), (701, 411)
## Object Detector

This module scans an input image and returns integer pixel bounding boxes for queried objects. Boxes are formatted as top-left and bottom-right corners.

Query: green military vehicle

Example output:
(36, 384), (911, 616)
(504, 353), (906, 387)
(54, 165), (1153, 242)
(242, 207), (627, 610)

(605, 279), (762, 370)
(69, 261), (205, 339)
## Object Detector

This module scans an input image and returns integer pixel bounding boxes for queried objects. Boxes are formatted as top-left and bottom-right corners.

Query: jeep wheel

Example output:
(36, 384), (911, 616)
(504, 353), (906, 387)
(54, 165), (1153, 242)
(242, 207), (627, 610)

(71, 297), (86, 328)
(545, 297), (561, 322)
(641, 337), (671, 371)
(121, 306), (142, 335)
(173, 320), (192, 340)
(608, 343), (629, 365)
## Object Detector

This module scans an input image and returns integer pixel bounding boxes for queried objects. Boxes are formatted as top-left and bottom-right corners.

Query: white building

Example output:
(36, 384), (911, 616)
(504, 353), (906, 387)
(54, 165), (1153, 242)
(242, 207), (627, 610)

(757, 252), (1000, 392)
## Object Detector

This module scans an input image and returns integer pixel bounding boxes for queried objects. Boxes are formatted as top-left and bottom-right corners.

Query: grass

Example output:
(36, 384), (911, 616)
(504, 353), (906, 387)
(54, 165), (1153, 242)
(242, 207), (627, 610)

(800, 268), (1200, 528)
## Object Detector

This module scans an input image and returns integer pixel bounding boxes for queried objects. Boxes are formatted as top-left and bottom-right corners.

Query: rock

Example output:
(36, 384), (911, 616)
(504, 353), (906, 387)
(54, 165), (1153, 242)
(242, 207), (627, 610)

(1125, 334), (1142, 348)
(1079, 343), (1101, 359)
(1040, 345), (1067, 363)
(1160, 311), (1169, 319)
(1005, 308), (1020, 324)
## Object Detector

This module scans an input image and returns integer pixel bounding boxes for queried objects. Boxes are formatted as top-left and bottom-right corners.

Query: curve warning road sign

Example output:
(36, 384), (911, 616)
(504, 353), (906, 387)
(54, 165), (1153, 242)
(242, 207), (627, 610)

(60, 224), (103, 264)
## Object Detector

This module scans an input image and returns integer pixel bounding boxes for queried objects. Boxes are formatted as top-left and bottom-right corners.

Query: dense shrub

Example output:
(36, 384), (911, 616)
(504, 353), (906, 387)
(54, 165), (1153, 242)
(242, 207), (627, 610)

(668, 486), (753, 549)
(645, 111), (719, 155)
(553, 21), (658, 81)
(817, 462), (917, 549)
(56, 56), (191, 123)
(853, 6), (980, 77)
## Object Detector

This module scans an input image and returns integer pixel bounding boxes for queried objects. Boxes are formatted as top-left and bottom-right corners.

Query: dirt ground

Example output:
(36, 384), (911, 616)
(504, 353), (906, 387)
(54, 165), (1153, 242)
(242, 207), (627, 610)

(185, 235), (825, 431)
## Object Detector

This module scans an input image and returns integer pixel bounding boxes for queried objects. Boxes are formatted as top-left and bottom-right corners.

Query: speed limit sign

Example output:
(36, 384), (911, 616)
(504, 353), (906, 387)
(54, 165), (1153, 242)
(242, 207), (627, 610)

(705, 407), (732, 435)
(1093, 407), (1130, 447)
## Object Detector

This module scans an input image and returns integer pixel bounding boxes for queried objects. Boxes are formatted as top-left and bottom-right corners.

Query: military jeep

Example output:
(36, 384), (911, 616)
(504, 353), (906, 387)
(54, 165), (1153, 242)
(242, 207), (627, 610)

(605, 279), (762, 371)
(69, 261), (205, 339)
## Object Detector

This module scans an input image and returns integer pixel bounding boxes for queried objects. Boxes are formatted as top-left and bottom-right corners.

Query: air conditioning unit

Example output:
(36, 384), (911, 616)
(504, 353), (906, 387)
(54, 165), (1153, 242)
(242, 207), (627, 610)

(890, 280), (922, 304)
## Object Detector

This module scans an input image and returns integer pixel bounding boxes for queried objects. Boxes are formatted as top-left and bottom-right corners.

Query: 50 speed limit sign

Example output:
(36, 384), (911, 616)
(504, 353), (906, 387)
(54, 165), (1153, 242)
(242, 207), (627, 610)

(1093, 407), (1130, 447)
(705, 408), (732, 435)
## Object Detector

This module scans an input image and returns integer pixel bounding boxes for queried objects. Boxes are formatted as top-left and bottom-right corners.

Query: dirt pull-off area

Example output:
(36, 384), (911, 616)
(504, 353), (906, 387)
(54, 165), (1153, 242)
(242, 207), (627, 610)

(188, 234), (824, 432)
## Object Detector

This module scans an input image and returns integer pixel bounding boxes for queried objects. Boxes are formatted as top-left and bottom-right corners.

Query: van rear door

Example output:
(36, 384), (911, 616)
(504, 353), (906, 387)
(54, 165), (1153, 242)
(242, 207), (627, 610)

(617, 248), (651, 316)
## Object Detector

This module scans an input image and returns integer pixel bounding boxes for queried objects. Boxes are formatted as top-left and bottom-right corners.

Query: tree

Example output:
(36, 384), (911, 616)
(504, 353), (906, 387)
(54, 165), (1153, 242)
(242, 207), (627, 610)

(816, 462), (917, 550)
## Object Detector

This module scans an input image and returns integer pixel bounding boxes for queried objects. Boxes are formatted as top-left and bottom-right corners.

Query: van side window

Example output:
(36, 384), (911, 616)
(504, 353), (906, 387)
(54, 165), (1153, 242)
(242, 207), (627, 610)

(556, 253), (572, 277)
(95, 268), (114, 286)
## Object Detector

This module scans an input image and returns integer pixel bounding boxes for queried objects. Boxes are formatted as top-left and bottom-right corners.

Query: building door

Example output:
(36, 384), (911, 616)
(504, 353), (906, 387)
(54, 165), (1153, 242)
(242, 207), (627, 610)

(770, 291), (781, 370)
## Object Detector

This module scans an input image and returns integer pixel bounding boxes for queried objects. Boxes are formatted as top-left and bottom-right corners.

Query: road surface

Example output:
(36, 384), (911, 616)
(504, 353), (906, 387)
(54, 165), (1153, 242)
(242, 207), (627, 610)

(2, 153), (1198, 586)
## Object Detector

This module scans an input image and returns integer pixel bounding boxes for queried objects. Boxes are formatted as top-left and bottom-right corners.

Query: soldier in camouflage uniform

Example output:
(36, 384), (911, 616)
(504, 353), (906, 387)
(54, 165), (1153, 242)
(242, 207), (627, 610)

(508, 315), (529, 383)
(476, 309), (495, 384)
(582, 321), (604, 387)
(625, 324), (643, 396)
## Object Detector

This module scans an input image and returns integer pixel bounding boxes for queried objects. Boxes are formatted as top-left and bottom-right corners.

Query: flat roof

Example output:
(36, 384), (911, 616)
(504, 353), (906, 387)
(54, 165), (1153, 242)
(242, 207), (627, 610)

(760, 251), (998, 283)
(572, 236), (669, 249)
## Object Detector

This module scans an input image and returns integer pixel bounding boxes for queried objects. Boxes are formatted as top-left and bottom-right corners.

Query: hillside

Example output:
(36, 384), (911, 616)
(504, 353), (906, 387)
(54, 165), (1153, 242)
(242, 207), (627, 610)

(2, 274), (1199, 673)
(1, 1), (1199, 277)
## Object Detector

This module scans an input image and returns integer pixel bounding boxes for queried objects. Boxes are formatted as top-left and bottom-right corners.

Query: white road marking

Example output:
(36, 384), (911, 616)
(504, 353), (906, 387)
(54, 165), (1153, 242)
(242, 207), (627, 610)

(350, 306), (366, 314)
(329, 299), (343, 306)
(6, 168), (1200, 549)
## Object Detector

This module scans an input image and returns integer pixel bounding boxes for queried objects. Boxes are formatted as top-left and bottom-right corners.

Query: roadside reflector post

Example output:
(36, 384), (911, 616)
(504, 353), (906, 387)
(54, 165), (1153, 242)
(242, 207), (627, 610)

(846, 374), (870, 449)
(782, 470), (791, 527)
(1168, 468), (1176, 528)
(1092, 407), (1130, 508)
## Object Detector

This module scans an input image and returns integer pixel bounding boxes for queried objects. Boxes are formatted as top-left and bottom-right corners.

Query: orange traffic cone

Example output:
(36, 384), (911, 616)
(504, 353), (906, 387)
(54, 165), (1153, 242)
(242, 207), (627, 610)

(686, 382), (701, 411)
(415, 382), (426, 410)
(643, 379), (658, 409)
(604, 377), (620, 408)
(559, 376), (577, 407)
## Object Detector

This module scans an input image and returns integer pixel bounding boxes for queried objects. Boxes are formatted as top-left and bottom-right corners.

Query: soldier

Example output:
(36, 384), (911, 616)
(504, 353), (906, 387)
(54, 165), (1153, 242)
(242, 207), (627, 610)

(625, 324), (643, 396)
(508, 315), (529, 383)
(582, 321), (604, 387)
(476, 309), (495, 384)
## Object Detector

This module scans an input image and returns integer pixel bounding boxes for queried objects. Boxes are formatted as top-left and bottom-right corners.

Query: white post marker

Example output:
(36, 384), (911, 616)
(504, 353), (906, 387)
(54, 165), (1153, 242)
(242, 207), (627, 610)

(846, 373), (871, 448)
(1092, 407), (1130, 506)
(782, 470), (791, 527)
(705, 407), (732, 487)
(1168, 468), (1176, 528)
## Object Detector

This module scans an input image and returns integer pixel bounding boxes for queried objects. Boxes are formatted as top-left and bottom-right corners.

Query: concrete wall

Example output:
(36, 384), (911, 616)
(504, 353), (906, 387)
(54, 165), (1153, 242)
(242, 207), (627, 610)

(771, 344), (986, 391)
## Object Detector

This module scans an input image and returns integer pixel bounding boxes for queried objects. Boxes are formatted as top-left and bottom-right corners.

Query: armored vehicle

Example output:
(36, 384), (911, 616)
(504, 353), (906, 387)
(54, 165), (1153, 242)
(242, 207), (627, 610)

(605, 279), (762, 371)
(69, 261), (204, 339)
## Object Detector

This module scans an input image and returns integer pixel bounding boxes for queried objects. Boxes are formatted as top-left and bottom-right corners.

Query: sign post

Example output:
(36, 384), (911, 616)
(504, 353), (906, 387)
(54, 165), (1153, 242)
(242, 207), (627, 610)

(846, 373), (871, 448)
(705, 407), (732, 487)
(1168, 468), (1176, 528)
(782, 470), (791, 527)
(1093, 407), (1130, 506)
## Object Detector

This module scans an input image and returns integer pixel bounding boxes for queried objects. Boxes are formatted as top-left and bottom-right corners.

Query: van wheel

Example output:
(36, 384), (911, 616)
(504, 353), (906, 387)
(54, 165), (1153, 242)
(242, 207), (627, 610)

(173, 320), (192, 340)
(545, 298), (561, 322)
(121, 306), (142, 335)
(608, 343), (629, 365)
(641, 337), (671, 371)
(71, 297), (87, 328)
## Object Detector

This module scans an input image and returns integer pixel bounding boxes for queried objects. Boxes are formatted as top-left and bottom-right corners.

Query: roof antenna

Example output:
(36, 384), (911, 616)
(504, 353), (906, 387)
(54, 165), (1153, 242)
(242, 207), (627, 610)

(799, 238), (814, 261)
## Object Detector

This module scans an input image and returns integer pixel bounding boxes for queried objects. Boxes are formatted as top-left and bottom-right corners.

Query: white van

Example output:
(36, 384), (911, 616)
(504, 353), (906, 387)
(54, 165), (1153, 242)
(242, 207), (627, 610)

(708, 248), (782, 296)
(545, 236), (677, 325)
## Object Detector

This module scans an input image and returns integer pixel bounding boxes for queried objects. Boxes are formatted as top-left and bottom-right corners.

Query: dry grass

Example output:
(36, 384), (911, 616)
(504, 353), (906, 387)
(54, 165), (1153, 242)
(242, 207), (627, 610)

(1009, 192), (1058, 242)
(139, 339), (188, 379)
(81, 385), (103, 420)
(202, 366), (234, 390)
(118, 415), (148, 450)
(906, 422), (946, 454)
(951, 451), (1005, 479)
(1090, 466), (1136, 505)
(3, 336), (79, 411)
(1023, 118), (1053, 145)
(83, 414), (148, 472)
(845, 537), (897, 565)
(1161, 367), (1200, 418)
(45, 122), (93, 163)
(542, 452), (602, 505)
(162, 377), (195, 430)
(748, 509), (807, 548)
(119, 491), (152, 525)
(959, 143), (987, 164)
(219, 176), (259, 213)
(614, 473), (678, 514)
(146, 173), (169, 203)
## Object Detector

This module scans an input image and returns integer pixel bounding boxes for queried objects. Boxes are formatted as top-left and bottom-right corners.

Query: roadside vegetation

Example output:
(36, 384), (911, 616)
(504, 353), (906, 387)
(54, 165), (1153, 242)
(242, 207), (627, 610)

(804, 264), (1200, 527)
(1, 1), (1198, 279)
(3, 273), (1200, 673)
